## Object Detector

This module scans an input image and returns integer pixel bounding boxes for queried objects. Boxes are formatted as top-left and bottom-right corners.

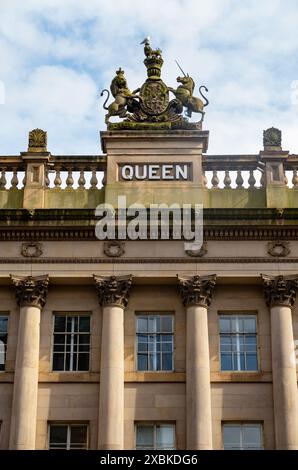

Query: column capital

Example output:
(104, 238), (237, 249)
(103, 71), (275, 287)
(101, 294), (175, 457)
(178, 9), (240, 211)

(178, 274), (216, 308)
(93, 274), (132, 309)
(261, 274), (298, 308)
(10, 274), (49, 309)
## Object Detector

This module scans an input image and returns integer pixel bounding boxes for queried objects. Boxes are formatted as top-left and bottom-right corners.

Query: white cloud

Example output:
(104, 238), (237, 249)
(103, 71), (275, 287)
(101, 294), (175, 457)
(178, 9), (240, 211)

(0, 0), (297, 154)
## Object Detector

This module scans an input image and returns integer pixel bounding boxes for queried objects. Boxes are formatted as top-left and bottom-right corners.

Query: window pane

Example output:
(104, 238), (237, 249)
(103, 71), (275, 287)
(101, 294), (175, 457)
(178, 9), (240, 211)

(148, 354), (156, 370)
(70, 426), (87, 445)
(53, 354), (64, 371)
(79, 334), (90, 345)
(138, 354), (147, 370)
(160, 317), (172, 333)
(78, 354), (89, 371)
(0, 317), (8, 333)
(136, 426), (154, 449)
(244, 318), (256, 333)
(162, 353), (172, 370)
(148, 337), (155, 352)
(54, 334), (65, 344)
(79, 317), (90, 332)
(243, 425), (262, 448)
(65, 353), (71, 371)
(223, 425), (241, 449)
(231, 318), (239, 333)
(137, 318), (148, 333)
(220, 318), (230, 333)
(137, 342), (147, 352)
(66, 317), (73, 332)
(157, 425), (175, 449)
(0, 316), (8, 371)
(161, 341), (172, 352)
(138, 334), (147, 343)
(54, 316), (66, 332)
(246, 354), (258, 371)
(49, 425), (68, 449)
(245, 335), (257, 350)
(148, 317), (156, 333)
(221, 353), (232, 371)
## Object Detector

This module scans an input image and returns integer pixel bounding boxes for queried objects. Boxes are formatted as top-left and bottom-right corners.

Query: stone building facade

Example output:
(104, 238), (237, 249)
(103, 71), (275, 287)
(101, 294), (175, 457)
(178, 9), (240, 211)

(0, 126), (297, 450)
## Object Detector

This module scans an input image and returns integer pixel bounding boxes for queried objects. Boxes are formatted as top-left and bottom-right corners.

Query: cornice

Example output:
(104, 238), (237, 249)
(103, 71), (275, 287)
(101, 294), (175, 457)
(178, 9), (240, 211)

(1, 256), (297, 264)
(0, 227), (298, 241)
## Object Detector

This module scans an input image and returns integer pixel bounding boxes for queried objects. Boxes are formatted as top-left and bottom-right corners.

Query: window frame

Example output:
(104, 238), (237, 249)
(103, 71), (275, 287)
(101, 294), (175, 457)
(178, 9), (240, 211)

(48, 422), (89, 450)
(135, 422), (176, 450)
(218, 312), (259, 373)
(51, 312), (92, 373)
(135, 312), (175, 372)
(0, 313), (9, 373)
(222, 422), (264, 450)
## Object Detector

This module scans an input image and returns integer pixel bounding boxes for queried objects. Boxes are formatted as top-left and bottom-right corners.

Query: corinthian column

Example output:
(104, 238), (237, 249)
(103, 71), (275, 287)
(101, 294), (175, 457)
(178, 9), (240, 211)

(262, 274), (298, 450)
(94, 274), (132, 450)
(9, 274), (49, 450)
(178, 274), (216, 450)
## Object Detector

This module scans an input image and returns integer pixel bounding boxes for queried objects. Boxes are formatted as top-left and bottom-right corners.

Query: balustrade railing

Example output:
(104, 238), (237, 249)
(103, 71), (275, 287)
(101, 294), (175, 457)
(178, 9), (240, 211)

(202, 154), (264, 189)
(1, 153), (298, 191)
(284, 155), (298, 188)
(0, 155), (106, 190)
(0, 161), (26, 189)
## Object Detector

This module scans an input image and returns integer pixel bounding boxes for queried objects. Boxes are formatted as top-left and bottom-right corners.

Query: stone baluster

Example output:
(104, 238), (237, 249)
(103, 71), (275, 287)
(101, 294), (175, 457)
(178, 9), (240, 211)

(66, 167), (74, 188)
(248, 169), (256, 188)
(78, 168), (86, 188)
(90, 167), (98, 189)
(0, 168), (7, 189)
(236, 169), (244, 189)
(223, 170), (231, 188)
(292, 170), (298, 188)
(11, 168), (18, 188)
(211, 170), (219, 188)
(54, 167), (62, 189)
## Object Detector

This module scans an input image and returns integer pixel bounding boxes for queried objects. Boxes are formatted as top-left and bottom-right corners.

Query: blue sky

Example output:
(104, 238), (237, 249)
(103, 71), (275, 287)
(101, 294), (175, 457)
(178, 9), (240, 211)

(0, 0), (297, 155)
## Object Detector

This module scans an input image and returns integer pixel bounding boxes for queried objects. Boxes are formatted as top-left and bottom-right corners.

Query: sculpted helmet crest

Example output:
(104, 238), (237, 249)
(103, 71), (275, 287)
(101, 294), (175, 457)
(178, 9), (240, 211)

(100, 38), (209, 130)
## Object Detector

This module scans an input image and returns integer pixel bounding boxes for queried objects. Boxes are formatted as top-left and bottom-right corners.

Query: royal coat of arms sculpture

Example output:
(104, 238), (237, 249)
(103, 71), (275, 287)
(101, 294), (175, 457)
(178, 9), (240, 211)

(101, 38), (209, 130)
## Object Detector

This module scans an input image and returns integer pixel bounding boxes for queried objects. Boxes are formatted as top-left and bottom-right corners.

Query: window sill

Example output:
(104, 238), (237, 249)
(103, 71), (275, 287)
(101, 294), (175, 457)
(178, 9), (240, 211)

(211, 371), (272, 382)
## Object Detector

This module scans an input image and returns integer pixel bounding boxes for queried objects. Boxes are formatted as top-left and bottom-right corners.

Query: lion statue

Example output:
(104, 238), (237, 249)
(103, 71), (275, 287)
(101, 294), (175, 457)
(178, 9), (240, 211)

(101, 68), (141, 124)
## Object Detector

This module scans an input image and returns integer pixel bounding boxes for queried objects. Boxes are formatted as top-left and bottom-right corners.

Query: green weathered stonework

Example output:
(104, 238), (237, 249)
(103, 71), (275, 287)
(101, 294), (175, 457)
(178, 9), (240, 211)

(0, 189), (24, 209)
(45, 188), (105, 209)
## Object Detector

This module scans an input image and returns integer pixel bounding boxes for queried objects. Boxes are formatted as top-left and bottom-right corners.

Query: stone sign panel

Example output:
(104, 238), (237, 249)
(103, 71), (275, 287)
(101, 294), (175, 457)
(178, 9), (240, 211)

(118, 162), (193, 181)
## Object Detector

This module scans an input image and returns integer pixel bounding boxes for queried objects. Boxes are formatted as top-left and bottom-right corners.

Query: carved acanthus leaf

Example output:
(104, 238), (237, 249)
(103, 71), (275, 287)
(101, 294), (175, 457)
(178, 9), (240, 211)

(262, 274), (298, 307)
(10, 274), (49, 308)
(93, 274), (132, 308)
(178, 274), (216, 307)
(28, 128), (47, 151)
